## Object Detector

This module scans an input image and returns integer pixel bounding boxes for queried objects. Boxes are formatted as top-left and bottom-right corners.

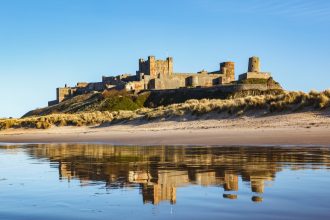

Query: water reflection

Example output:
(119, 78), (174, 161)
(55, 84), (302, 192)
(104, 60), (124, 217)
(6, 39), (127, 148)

(21, 144), (330, 205)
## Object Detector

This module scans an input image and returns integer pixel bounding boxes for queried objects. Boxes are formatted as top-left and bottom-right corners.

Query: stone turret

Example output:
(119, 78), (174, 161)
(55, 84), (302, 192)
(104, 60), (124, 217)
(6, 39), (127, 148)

(248, 56), (260, 72)
(167, 57), (173, 76)
(220, 61), (235, 83)
(238, 56), (271, 81)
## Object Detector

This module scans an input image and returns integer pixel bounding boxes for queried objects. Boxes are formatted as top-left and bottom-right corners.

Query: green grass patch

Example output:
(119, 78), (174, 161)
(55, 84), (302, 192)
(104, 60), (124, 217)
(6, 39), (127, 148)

(101, 96), (140, 111)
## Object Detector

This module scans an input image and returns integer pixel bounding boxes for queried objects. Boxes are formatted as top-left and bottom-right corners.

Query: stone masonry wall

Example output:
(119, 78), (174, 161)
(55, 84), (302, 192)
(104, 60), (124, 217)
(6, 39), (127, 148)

(138, 56), (173, 79)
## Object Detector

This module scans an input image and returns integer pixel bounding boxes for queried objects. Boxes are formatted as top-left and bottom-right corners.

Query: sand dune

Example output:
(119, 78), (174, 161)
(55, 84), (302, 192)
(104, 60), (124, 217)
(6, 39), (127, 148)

(1, 111), (330, 146)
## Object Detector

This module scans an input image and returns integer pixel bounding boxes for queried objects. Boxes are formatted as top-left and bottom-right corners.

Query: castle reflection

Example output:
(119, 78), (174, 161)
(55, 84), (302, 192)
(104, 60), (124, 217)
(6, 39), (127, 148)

(26, 145), (330, 205)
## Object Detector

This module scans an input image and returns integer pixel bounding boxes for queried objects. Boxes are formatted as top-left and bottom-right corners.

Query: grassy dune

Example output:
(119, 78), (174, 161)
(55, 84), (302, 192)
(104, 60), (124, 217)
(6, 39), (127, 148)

(1, 90), (329, 130)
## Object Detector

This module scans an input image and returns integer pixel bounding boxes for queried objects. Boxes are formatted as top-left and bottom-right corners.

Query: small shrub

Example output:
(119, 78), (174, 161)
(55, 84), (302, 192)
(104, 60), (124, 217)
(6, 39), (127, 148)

(134, 92), (150, 106)
(318, 93), (330, 108)
(101, 96), (138, 111)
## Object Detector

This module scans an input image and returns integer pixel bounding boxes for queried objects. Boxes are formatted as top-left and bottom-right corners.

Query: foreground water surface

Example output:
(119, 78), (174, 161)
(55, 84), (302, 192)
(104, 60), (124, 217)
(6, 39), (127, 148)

(0, 144), (329, 220)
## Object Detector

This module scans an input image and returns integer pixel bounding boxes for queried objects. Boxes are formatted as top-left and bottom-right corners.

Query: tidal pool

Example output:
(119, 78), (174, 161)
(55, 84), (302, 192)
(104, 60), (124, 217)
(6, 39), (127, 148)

(0, 144), (329, 219)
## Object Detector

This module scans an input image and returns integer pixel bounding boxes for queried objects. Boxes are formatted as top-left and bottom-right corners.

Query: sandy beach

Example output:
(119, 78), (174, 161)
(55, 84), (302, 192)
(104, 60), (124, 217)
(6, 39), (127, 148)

(1, 111), (330, 146)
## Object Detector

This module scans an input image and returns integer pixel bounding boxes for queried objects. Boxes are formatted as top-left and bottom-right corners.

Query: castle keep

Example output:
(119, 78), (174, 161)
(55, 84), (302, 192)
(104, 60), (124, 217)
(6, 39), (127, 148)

(48, 56), (272, 106)
(124, 56), (235, 91)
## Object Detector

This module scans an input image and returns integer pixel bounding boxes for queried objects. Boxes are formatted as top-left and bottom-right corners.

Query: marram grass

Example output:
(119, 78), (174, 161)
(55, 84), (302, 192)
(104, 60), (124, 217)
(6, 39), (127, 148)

(1, 90), (329, 130)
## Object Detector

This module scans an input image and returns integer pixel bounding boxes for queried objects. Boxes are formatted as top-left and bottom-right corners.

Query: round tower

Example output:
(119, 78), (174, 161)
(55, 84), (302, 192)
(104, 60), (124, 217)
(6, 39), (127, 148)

(220, 61), (235, 82)
(220, 61), (235, 72)
(191, 75), (198, 87)
(248, 56), (260, 72)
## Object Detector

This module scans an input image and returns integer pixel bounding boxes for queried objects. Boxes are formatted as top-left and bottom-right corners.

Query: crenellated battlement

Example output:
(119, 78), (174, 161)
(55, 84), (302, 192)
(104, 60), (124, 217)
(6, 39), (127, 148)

(137, 56), (174, 79)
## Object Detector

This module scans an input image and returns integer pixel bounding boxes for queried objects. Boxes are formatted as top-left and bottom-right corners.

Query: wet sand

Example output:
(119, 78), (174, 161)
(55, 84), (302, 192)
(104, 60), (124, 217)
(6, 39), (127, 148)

(1, 112), (330, 146)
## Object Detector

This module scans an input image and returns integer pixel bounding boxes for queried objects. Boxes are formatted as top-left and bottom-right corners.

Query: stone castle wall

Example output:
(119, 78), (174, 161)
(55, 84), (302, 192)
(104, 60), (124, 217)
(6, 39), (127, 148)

(49, 56), (276, 106)
(148, 83), (282, 95)
(57, 87), (77, 103)
(129, 57), (236, 92)
(138, 56), (173, 79)
(239, 72), (271, 80)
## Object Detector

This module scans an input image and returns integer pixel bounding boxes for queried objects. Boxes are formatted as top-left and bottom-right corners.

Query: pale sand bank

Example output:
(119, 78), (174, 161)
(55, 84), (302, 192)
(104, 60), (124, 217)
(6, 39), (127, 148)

(1, 112), (330, 146)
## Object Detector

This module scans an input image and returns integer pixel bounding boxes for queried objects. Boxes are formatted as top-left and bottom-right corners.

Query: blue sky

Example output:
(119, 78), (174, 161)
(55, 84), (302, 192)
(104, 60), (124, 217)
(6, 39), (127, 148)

(0, 0), (330, 117)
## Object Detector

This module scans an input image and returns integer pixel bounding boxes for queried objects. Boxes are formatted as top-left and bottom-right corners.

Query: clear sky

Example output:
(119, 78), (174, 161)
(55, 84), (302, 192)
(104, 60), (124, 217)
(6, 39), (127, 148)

(0, 0), (330, 118)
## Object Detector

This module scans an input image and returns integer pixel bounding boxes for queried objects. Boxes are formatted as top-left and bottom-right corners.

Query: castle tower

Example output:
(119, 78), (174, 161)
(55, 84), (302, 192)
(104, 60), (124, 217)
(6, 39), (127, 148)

(148, 56), (156, 78)
(137, 56), (173, 80)
(139, 58), (145, 71)
(191, 75), (199, 87)
(167, 57), (174, 76)
(248, 56), (260, 72)
(238, 56), (272, 81)
(220, 61), (235, 83)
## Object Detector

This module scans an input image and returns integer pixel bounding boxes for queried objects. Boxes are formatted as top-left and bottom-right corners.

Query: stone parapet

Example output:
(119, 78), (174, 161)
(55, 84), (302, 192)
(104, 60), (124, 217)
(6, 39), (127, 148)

(239, 72), (271, 80)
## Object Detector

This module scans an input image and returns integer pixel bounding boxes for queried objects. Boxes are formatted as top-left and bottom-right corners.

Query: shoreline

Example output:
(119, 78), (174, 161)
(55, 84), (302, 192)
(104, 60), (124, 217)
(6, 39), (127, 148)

(1, 111), (330, 146)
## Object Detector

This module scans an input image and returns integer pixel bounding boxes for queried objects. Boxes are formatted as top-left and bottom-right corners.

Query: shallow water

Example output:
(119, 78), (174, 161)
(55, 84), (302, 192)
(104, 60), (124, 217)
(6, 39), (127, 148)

(0, 144), (329, 220)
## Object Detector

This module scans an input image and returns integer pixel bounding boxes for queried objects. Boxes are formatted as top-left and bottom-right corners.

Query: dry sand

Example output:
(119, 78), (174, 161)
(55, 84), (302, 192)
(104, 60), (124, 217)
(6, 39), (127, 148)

(1, 111), (330, 146)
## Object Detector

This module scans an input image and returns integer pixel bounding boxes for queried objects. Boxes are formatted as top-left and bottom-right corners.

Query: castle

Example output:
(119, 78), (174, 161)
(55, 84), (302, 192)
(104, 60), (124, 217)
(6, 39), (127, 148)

(48, 56), (272, 106)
